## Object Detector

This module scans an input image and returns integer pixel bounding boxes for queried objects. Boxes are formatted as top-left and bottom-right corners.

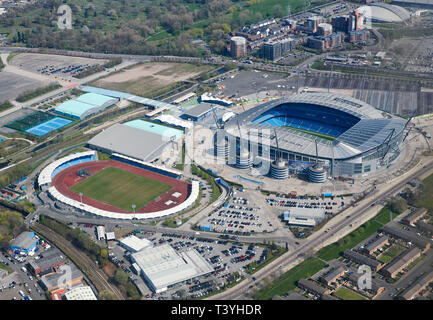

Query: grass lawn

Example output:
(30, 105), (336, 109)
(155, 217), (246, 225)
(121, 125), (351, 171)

(333, 287), (367, 300)
(70, 166), (172, 212)
(0, 262), (12, 274)
(416, 173), (433, 212)
(373, 206), (401, 225)
(316, 220), (383, 261)
(377, 244), (405, 264)
(252, 257), (326, 300)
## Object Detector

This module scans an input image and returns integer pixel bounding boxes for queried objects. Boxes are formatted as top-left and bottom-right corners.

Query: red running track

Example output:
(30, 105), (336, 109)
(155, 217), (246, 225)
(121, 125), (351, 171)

(51, 160), (190, 214)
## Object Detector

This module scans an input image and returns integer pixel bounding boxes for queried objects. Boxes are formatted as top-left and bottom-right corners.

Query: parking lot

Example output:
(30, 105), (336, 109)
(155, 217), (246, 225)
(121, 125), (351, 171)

(198, 191), (281, 235)
(10, 53), (107, 81)
(0, 251), (45, 300)
(108, 230), (268, 299)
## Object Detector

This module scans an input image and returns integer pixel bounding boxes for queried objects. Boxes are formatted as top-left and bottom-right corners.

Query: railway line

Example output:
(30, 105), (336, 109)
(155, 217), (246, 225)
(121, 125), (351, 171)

(31, 222), (124, 300)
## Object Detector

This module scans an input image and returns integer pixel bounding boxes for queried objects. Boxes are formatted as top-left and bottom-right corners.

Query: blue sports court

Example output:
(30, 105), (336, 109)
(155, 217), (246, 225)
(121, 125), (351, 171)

(25, 117), (73, 136)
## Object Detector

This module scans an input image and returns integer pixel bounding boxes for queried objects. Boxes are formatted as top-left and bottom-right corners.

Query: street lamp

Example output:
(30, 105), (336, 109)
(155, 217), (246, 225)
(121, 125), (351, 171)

(132, 204), (136, 213)
(79, 192), (83, 203)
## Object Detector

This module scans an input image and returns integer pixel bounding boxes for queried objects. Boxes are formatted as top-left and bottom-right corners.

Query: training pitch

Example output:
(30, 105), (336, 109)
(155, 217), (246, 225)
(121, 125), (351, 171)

(69, 166), (173, 212)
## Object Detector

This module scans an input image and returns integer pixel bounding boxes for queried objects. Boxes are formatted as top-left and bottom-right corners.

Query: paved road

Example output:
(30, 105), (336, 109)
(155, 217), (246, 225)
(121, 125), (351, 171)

(209, 157), (433, 300)
(32, 222), (124, 300)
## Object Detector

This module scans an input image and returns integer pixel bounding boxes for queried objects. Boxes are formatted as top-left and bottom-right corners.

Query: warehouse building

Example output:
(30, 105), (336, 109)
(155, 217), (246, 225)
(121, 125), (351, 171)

(119, 235), (152, 253)
(181, 103), (217, 122)
(64, 285), (97, 300)
(39, 264), (83, 291)
(87, 123), (176, 162)
(28, 250), (67, 276)
(381, 247), (422, 279)
(55, 93), (118, 120)
(343, 249), (383, 271)
(131, 244), (213, 293)
(9, 231), (38, 254)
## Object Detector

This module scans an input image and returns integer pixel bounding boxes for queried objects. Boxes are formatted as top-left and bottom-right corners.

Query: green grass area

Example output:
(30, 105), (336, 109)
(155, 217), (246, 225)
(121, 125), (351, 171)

(282, 126), (336, 141)
(15, 84), (62, 103)
(333, 286), (366, 300)
(416, 173), (433, 212)
(377, 244), (405, 264)
(316, 220), (383, 261)
(373, 206), (400, 225)
(0, 101), (14, 112)
(70, 166), (172, 212)
(252, 257), (326, 300)
(0, 262), (12, 274)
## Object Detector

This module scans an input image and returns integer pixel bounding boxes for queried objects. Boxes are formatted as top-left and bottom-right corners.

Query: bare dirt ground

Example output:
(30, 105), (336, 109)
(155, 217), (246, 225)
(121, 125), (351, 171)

(99, 62), (211, 84)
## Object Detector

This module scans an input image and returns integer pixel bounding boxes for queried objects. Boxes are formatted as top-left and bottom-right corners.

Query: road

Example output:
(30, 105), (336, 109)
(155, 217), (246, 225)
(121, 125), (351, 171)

(32, 222), (124, 300)
(209, 156), (433, 300)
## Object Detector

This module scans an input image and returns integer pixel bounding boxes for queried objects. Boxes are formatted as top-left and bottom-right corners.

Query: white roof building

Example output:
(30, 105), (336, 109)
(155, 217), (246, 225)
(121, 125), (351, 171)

(106, 232), (116, 241)
(96, 226), (106, 240)
(64, 286), (97, 300)
(119, 235), (152, 253)
(131, 244), (214, 293)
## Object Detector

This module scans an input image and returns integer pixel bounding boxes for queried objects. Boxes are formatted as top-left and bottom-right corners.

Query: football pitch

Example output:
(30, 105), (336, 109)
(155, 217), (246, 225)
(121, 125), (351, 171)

(70, 166), (173, 212)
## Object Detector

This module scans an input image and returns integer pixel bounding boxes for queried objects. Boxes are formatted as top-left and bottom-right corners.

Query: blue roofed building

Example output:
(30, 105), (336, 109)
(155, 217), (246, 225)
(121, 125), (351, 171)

(123, 120), (184, 139)
(9, 231), (38, 253)
(55, 93), (118, 120)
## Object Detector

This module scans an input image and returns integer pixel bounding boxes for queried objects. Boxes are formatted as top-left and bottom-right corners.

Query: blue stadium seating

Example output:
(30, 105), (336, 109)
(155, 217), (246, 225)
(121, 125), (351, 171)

(51, 155), (95, 179)
(251, 103), (359, 137)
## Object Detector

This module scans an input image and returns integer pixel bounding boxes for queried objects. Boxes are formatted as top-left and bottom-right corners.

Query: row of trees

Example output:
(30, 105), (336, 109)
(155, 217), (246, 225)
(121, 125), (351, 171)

(0, 210), (25, 251)
(0, 0), (291, 56)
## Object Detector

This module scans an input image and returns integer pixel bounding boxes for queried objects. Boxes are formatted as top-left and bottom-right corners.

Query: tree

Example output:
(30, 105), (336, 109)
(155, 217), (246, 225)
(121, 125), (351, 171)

(114, 269), (128, 285)
(390, 198), (407, 214)
(99, 290), (116, 300)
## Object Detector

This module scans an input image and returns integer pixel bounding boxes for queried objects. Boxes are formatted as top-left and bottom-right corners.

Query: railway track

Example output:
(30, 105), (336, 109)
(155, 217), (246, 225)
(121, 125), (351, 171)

(32, 223), (124, 300)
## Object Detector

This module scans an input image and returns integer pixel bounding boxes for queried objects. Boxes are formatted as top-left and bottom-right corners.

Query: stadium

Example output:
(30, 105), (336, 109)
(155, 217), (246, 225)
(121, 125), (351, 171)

(219, 93), (408, 180)
(38, 151), (199, 220)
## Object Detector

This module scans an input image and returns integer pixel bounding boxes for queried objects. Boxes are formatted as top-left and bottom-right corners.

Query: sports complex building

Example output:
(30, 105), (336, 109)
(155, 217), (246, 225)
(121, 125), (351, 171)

(55, 93), (119, 120)
(218, 93), (407, 180)
(38, 151), (199, 220)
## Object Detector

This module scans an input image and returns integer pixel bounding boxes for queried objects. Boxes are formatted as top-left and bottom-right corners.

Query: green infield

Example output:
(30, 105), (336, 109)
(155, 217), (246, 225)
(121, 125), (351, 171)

(70, 166), (173, 212)
(333, 287), (367, 300)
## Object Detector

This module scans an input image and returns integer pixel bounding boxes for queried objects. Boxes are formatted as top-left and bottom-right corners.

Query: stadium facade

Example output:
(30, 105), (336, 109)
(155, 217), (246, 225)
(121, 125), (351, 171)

(219, 93), (407, 179)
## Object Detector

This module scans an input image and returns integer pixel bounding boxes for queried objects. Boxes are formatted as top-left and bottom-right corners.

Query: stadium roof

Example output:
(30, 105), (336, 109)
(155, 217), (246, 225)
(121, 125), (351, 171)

(357, 3), (411, 23)
(87, 124), (170, 162)
(131, 244), (213, 292)
(225, 93), (406, 160)
(38, 150), (96, 186)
